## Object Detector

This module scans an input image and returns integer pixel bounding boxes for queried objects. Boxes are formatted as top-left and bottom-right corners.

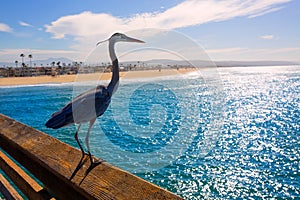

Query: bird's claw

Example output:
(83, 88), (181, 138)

(91, 157), (102, 164)
(85, 158), (102, 175)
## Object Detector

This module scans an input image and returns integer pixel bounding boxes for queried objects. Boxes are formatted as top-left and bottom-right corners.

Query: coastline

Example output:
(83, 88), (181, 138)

(0, 68), (196, 86)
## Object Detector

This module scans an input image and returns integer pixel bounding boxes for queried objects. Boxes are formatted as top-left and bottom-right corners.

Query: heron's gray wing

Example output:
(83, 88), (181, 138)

(71, 86), (110, 123)
(46, 85), (110, 129)
(45, 102), (73, 129)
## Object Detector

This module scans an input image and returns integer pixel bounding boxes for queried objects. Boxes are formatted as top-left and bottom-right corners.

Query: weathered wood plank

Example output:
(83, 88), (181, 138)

(0, 114), (183, 200)
(0, 173), (23, 200)
(0, 150), (55, 199)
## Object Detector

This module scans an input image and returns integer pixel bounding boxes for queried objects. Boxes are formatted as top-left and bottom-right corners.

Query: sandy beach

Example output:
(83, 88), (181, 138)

(0, 68), (196, 86)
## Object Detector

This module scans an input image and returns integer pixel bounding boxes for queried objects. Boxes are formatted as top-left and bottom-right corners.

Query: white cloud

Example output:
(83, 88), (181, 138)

(45, 0), (290, 49)
(264, 47), (300, 53)
(206, 47), (300, 62)
(2, 0), (293, 63)
(19, 21), (33, 27)
(0, 23), (13, 32)
(260, 35), (275, 40)
(248, 6), (284, 18)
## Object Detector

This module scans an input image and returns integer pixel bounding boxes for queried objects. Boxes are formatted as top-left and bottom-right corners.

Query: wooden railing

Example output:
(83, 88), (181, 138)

(0, 114), (183, 200)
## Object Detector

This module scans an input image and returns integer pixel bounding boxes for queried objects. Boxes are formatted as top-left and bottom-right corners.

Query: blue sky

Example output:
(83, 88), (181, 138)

(0, 0), (299, 64)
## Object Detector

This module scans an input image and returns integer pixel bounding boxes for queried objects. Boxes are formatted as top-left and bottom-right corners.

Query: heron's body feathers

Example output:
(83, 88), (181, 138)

(46, 85), (111, 129)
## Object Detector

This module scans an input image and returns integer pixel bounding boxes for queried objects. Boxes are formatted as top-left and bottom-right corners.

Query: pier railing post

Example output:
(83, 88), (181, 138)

(0, 114), (183, 199)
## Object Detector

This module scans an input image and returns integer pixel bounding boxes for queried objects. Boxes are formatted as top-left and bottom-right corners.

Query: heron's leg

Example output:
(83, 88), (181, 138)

(74, 123), (85, 157)
(70, 123), (89, 180)
(85, 118), (97, 163)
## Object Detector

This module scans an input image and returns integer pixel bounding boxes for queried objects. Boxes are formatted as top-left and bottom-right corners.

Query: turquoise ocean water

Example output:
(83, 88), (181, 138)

(0, 66), (299, 199)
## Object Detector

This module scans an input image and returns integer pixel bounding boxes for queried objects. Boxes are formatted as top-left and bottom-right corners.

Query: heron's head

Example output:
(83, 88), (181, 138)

(109, 33), (145, 44)
(96, 33), (145, 46)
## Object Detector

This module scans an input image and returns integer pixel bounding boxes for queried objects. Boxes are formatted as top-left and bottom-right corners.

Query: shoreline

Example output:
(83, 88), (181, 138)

(0, 68), (196, 87)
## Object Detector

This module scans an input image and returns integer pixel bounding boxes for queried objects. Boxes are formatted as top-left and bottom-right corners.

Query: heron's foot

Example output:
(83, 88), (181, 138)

(87, 152), (102, 165)
(91, 157), (102, 164)
(85, 158), (102, 175)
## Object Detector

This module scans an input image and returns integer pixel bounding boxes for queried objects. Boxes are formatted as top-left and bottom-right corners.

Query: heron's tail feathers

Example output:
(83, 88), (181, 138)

(45, 112), (73, 129)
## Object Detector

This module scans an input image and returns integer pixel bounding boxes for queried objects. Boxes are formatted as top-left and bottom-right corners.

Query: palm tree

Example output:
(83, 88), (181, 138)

(57, 61), (62, 75)
(28, 54), (33, 67)
(20, 54), (25, 66)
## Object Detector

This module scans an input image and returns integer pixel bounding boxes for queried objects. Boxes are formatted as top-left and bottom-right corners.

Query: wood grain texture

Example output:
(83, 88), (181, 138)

(0, 150), (55, 199)
(0, 114), (183, 200)
(0, 173), (23, 200)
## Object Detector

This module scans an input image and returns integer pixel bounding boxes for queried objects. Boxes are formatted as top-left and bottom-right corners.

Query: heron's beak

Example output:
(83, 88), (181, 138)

(96, 39), (108, 46)
(125, 36), (145, 43)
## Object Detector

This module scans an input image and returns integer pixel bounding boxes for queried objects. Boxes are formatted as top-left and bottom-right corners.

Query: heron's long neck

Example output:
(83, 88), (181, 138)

(107, 41), (119, 95)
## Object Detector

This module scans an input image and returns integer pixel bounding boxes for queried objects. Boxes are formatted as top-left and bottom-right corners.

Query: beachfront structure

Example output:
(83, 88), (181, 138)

(0, 59), (192, 78)
(0, 66), (79, 77)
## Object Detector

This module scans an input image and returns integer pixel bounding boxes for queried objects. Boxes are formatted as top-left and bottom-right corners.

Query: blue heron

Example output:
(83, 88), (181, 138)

(46, 33), (145, 165)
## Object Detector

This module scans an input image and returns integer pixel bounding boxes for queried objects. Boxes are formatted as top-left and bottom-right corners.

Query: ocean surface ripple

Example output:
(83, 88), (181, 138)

(0, 66), (299, 199)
